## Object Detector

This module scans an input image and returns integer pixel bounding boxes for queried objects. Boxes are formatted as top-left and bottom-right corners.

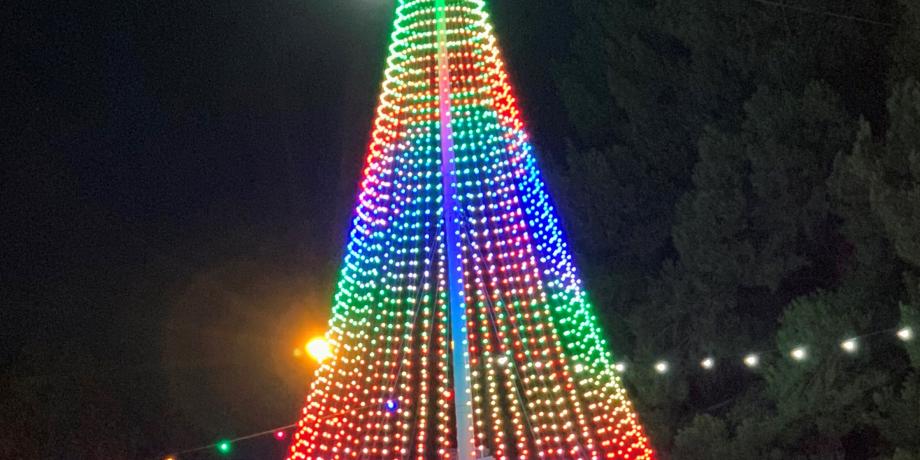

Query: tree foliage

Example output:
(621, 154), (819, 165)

(555, 0), (920, 456)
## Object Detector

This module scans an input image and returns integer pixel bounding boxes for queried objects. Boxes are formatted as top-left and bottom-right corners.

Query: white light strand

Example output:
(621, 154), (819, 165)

(610, 325), (915, 376)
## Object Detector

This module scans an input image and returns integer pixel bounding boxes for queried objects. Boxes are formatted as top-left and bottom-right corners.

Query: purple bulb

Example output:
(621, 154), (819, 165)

(385, 399), (399, 413)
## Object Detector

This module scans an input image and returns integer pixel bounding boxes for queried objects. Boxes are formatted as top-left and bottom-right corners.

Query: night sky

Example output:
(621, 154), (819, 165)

(3, 1), (575, 457)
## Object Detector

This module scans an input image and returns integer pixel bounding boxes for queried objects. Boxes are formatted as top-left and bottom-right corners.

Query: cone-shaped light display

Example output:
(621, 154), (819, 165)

(288, 1), (654, 458)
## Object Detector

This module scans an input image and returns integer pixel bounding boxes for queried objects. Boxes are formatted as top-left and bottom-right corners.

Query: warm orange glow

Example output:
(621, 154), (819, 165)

(306, 337), (332, 363)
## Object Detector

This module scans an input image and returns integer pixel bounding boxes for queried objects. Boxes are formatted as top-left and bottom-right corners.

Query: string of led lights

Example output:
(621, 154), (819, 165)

(621, 325), (915, 376)
(157, 402), (382, 459)
(154, 323), (913, 459)
(283, 0), (655, 458)
(157, 424), (295, 460)
(456, 204), (588, 456)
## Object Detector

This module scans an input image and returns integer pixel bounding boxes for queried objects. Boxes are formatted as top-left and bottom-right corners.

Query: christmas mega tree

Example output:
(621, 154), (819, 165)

(289, 1), (654, 458)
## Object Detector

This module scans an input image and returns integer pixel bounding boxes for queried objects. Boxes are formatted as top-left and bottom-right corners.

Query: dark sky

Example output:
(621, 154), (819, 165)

(3, 1), (575, 457)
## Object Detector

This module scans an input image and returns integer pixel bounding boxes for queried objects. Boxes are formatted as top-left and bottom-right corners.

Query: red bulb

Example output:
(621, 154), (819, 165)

(274, 430), (286, 440)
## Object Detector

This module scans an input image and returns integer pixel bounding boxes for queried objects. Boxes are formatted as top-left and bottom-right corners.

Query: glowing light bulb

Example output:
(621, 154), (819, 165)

(497, 355), (509, 366)
(898, 327), (914, 342)
(274, 430), (287, 440)
(840, 338), (859, 354)
(217, 440), (232, 455)
(790, 346), (808, 362)
(306, 337), (332, 363)
(385, 399), (399, 413)
(614, 362), (627, 373)
(700, 357), (715, 370)
(654, 361), (669, 374)
(743, 354), (760, 368)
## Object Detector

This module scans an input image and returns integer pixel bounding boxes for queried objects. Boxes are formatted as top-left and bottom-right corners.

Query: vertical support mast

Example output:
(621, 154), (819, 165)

(436, 0), (476, 458)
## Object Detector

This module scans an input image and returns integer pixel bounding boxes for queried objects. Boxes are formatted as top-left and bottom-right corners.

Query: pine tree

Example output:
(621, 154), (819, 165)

(555, 0), (905, 456)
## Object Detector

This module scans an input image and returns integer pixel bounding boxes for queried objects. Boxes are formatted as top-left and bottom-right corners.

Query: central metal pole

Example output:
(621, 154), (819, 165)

(435, 0), (476, 458)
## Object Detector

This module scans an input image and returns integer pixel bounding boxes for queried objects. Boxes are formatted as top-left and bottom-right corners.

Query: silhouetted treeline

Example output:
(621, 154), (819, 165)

(552, 0), (920, 457)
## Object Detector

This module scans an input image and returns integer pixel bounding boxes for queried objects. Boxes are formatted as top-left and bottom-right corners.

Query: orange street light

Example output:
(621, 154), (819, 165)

(306, 337), (332, 363)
